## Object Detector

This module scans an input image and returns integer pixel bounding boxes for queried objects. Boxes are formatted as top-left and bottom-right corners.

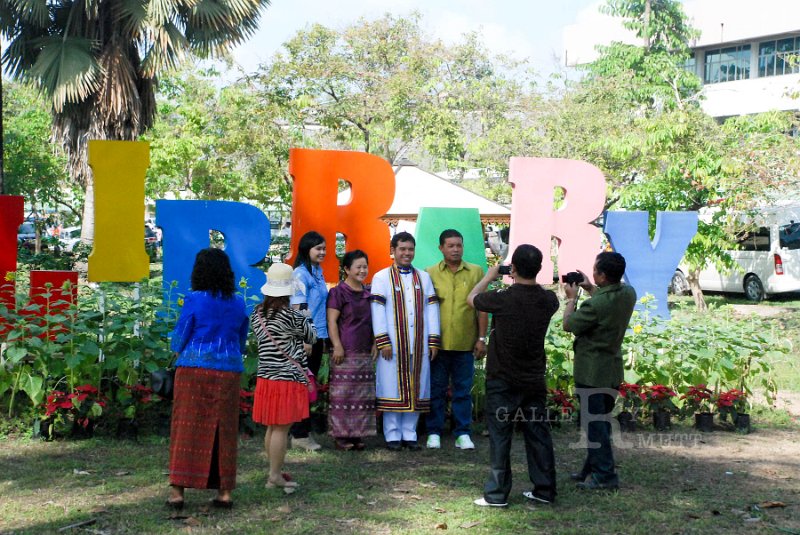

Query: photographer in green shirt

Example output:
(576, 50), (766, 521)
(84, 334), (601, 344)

(563, 252), (636, 491)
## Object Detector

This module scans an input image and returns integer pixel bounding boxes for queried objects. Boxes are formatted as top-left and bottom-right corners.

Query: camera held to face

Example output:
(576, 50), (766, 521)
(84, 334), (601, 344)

(561, 271), (584, 285)
(498, 265), (512, 275)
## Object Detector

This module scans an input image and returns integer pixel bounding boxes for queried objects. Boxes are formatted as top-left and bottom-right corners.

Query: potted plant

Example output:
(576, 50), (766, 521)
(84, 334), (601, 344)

(116, 384), (155, 440)
(617, 383), (645, 432)
(644, 384), (677, 431)
(70, 384), (107, 438)
(41, 384), (106, 439)
(680, 384), (715, 432)
(546, 388), (575, 426)
(717, 388), (750, 433)
(239, 389), (258, 437)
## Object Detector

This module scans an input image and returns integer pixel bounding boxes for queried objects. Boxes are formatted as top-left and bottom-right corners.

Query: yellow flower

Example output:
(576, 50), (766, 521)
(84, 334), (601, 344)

(4, 271), (15, 282)
(177, 297), (185, 307)
(633, 324), (643, 334)
(239, 277), (248, 289)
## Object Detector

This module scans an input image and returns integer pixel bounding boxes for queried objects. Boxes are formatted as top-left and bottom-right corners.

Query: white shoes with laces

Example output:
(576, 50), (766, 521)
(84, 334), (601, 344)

(426, 434), (441, 449)
(455, 435), (475, 450)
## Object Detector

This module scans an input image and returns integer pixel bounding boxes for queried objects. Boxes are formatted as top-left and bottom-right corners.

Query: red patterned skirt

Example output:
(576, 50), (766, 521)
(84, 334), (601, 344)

(169, 367), (240, 490)
(252, 378), (309, 426)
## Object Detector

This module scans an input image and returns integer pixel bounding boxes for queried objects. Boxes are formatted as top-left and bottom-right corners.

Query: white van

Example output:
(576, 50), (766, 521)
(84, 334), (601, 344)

(672, 204), (800, 301)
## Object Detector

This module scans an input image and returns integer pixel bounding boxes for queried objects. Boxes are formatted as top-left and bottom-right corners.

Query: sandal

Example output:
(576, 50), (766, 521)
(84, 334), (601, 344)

(351, 439), (366, 451)
(266, 476), (299, 489)
(165, 499), (184, 511)
(335, 439), (354, 451)
(210, 498), (234, 509)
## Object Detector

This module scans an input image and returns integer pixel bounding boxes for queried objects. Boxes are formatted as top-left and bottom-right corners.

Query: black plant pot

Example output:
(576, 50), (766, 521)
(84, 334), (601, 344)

(37, 418), (55, 441)
(116, 419), (139, 441)
(617, 411), (636, 432)
(694, 412), (714, 432)
(70, 420), (95, 439)
(735, 413), (751, 434)
(652, 410), (671, 431)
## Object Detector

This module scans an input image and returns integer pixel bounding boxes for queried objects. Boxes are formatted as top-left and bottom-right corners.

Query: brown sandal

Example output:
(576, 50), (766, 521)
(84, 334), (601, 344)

(335, 438), (355, 451)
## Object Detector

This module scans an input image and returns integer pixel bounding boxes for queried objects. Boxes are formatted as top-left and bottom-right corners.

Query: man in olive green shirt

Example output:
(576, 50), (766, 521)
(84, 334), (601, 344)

(425, 229), (488, 450)
(563, 252), (636, 491)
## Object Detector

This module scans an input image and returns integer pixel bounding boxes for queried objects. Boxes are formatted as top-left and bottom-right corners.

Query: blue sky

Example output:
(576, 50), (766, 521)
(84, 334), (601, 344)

(230, 0), (603, 77)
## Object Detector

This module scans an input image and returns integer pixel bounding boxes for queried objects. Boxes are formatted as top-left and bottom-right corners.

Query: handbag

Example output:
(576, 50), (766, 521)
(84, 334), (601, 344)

(150, 365), (176, 400)
(256, 310), (318, 403)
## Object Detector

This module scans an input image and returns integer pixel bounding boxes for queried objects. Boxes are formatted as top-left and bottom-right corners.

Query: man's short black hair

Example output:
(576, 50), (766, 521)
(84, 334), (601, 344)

(595, 252), (626, 283)
(391, 231), (416, 249)
(511, 244), (543, 279)
(438, 229), (463, 246)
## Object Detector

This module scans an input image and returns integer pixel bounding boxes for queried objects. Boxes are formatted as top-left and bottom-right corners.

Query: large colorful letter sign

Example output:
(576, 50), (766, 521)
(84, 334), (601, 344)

(156, 200), (271, 309)
(1, 195), (24, 318)
(414, 207), (487, 271)
(604, 211), (698, 319)
(288, 149), (395, 282)
(507, 158), (606, 284)
(88, 140), (150, 282)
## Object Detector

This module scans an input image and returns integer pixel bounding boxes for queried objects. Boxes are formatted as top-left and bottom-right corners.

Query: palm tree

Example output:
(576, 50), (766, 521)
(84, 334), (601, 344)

(1, 0), (270, 242)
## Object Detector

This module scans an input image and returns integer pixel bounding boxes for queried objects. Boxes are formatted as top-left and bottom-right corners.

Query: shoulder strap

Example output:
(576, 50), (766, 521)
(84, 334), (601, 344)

(256, 308), (306, 374)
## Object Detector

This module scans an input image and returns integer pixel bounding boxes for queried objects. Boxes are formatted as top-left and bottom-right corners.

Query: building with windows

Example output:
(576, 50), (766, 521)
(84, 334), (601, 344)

(563, 0), (800, 118)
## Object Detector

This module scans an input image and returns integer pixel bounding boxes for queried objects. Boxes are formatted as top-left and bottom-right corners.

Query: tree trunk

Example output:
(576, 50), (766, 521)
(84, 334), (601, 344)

(80, 175), (95, 244)
(643, 0), (652, 49)
(687, 268), (707, 311)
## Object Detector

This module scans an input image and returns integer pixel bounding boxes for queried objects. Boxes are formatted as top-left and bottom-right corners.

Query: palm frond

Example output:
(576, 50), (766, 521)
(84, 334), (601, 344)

(140, 22), (188, 77)
(114, 0), (149, 38)
(8, 0), (49, 27)
(28, 35), (102, 112)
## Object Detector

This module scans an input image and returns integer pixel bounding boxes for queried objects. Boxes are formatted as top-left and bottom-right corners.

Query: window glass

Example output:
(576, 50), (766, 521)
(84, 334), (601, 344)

(758, 37), (800, 77)
(737, 227), (770, 251)
(705, 45), (751, 83)
(779, 222), (800, 250)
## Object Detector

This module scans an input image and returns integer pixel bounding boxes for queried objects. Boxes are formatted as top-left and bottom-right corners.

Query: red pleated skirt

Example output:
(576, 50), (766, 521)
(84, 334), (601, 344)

(169, 367), (240, 490)
(252, 377), (309, 426)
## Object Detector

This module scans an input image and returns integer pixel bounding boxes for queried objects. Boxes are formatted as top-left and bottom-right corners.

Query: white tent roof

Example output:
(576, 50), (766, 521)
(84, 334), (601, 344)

(337, 162), (510, 222)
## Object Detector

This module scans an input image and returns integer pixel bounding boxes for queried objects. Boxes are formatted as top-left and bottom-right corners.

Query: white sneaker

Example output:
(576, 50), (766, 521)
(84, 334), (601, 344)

(292, 436), (322, 451)
(522, 491), (552, 504)
(474, 497), (507, 507)
(455, 435), (475, 450)
(426, 434), (441, 449)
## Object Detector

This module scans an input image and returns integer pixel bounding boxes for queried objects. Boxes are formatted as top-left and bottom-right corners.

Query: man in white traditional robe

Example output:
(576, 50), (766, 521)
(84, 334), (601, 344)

(370, 231), (441, 450)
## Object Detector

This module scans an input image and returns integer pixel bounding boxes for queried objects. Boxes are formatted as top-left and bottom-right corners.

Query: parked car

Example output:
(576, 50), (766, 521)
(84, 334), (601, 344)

(671, 204), (800, 301)
(59, 227), (82, 252)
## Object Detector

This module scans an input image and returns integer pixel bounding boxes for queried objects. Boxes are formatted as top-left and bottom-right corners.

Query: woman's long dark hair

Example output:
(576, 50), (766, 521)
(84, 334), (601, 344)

(260, 295), (290, 320)
(293, 231), (325, 274)
(190, 248), (235, 298)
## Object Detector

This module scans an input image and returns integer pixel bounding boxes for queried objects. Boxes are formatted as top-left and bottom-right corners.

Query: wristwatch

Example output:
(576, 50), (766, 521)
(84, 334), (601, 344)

(478, 336), (486, 343)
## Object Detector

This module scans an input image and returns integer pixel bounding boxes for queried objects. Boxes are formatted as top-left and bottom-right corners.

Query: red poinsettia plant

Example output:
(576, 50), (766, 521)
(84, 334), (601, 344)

(44, 384), (107, 429)
(547, 389), (575, 417)
(716, 388), (748, 420)
(680, 384), (715, 417)
(119, 384), (155, 419)
(239, 389), (254, 416)
(644, 384), (678, 413)
(618, 383), (646, 413)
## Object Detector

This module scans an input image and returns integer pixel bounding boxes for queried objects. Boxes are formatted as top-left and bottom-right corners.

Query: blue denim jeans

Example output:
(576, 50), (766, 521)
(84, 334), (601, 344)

(427, 350), (475, 437)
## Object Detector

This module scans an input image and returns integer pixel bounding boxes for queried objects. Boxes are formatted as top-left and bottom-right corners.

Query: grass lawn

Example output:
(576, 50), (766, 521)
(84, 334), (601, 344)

(1, 418), (799, 535)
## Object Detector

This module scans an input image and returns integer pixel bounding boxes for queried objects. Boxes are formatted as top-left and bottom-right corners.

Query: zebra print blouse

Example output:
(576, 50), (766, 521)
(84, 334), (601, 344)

(250, 306), (318, 382)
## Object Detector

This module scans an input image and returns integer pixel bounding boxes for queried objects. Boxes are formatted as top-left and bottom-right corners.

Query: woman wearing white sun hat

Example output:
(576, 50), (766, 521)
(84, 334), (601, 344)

(250, 263), (317, 492)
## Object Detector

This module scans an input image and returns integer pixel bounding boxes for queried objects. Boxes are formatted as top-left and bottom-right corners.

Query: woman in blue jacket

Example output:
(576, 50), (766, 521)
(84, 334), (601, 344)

(167, 248), (249, 510)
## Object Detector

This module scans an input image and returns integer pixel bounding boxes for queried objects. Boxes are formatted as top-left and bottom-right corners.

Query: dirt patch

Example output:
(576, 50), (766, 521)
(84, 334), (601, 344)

(730, 304), (791, 318)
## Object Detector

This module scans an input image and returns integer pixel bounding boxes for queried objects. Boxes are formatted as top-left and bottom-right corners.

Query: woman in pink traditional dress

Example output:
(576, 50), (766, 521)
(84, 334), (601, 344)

(326, 250), (377, 450)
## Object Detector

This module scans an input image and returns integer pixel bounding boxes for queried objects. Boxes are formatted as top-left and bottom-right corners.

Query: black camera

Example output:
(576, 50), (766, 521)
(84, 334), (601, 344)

(561, 272), (584, 285)
(498, 265), (511, 275)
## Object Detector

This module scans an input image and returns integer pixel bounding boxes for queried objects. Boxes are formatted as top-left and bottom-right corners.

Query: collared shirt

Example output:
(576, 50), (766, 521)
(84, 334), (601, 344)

(568, 283), (637, 388)
(426, 260), (484, 351)
(290, 263), (329, 339)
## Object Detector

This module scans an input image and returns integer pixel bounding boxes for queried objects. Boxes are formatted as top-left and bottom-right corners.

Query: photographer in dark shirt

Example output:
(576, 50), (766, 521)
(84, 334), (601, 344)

(467, 244), (559, 507)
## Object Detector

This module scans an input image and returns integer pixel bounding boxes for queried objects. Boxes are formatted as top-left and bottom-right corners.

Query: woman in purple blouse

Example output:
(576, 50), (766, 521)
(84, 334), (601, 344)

(326, 250), (377, 450)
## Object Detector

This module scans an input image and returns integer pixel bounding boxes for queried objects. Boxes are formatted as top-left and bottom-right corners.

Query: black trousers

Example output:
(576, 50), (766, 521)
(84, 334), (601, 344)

(290, 339), (325, 439)
(483, 378), (557, 504)
(575, 384), (618, 485)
